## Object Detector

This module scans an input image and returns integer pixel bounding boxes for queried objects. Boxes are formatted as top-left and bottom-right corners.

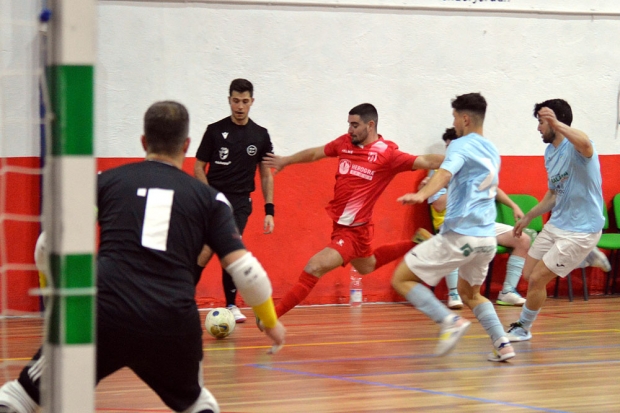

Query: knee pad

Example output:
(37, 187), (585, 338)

(178, 388), (219, 413)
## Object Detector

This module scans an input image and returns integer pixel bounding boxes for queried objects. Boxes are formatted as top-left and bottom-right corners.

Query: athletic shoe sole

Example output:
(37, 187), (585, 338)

(496, 299), (525, 306)
(487, 349), (516, 362)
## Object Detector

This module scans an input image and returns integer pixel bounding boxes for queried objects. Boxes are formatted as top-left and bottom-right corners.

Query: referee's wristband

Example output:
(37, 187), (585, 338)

(264, 203), (275, 217)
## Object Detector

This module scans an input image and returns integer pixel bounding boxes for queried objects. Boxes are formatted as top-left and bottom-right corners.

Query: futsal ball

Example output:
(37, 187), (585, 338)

(205, 307), (236, 339)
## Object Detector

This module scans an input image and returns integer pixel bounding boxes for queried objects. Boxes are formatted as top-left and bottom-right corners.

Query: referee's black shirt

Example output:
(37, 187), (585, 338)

(195, 117), (273, 195)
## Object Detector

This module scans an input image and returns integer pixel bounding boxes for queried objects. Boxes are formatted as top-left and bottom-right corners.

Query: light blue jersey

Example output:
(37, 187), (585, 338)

(545, 138), (604, 233)
(439, 133), (500, 237)
(427, 170), (446, 204)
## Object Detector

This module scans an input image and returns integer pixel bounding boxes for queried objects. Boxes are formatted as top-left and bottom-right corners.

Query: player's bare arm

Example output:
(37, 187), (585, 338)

(539, 107), (593, 157)
(193, 159), (209, 185)
(411, 154), (445, 170)
(262, 145), (327, 172)
(496, 187), (524, 220)
(513, 189), (556, 237)
(221, 249), (286, 352)
(259, 162), (275, 234)
(399, 168), (452, 205)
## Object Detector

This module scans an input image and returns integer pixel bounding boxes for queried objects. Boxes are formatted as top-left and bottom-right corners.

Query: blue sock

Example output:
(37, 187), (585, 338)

(502, 255), (525, 292)
(405, 283), (451, 324)
(445, 269), (459, 293)
(519, 304), (540, 330)
(473, 301), (505, 344)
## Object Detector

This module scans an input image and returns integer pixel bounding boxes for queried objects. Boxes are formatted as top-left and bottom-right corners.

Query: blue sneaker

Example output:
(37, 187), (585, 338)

(506, 321), (532, 342)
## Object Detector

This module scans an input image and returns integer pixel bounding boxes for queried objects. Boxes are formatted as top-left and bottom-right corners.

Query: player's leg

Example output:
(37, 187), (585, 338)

(444, 269), (462, 309)
(0, 348), (42, 413)
(495, 224), (530, 306)
(507, 225), (599, 342)
(275, 247), (343, 317)
(505, 226), (554, 341)
(129, 331), (217, 413)
(342, 223), (414, 275)
(276, 223), (368, 317)
(579, 247), (611, 272)
(369, 239), (416, 272)
(458, 248), (515, 362)
(392, 234), (470, 356)
(222, 195), (251, 323)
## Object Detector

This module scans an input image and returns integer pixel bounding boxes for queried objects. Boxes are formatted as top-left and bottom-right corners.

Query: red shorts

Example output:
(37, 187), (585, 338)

(328, 222), (374, 266)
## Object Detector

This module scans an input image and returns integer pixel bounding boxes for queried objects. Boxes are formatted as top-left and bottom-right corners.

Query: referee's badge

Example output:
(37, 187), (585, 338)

(219, 147), (229, 160)
(247, 145), (257, 156)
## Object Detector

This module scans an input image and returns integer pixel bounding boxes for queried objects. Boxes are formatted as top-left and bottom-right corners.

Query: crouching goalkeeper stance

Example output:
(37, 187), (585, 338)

(0, 101), (285, 413)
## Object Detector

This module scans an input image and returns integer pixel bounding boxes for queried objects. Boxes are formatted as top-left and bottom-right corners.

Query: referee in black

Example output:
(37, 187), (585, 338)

(0, 101), (285, 413)
(194, 79), (275, 323)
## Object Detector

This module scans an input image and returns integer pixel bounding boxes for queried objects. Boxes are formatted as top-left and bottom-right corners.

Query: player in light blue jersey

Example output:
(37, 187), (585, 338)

(506, 99), (609, 342)
(422, 128), (531, 310)
(392, 93), (515, 362)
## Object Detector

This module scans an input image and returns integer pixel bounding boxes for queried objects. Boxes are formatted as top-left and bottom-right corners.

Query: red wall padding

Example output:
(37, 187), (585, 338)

(2, 155), (618, 312)
(0, 157), (42, 312)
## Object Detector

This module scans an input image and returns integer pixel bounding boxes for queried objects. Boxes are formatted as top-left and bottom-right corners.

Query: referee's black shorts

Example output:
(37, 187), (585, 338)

(222, 192), (252, 234)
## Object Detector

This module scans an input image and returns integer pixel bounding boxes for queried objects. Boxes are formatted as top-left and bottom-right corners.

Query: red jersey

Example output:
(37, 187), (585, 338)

(323, 134), (417, 226)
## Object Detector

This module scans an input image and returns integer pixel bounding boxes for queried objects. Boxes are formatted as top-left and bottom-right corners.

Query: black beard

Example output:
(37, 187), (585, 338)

(542, 131), (555, 144)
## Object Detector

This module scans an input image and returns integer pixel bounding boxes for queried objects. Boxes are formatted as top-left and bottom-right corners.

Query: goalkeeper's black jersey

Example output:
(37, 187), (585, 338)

(96, 160), (244, 336)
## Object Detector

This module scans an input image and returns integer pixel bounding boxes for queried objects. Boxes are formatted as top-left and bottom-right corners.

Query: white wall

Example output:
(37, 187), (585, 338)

(4, 1), (619, 158)
(0, 0), (40, 157)
(96, 0), (620, 157)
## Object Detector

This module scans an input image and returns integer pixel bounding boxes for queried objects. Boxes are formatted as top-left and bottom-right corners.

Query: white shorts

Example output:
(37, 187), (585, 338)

(528, 223), (602, 277)
(404, 231), (497, 287)
(495, 222), (512, 236)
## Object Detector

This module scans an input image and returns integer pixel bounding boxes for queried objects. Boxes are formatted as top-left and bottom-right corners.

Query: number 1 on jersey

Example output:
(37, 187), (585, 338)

(140, 188), (174, 251)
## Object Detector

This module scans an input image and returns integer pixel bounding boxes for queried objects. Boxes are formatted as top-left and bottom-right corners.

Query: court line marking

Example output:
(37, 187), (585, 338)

(250, 364), (571, 413)
(200, 328), (620, 352)
(247, 342), (620, 366)
(242, 343), (620, 412)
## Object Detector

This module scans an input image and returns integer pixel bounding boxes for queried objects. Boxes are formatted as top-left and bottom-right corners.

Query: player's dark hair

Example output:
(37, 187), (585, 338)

(442, 127), (458, 142)
(451, 93), (487, 124)
(143, 101), (189, 155)
(229, 78), (254, 97)
(533, 99), (573, 126)
(349, 103), (378, 128)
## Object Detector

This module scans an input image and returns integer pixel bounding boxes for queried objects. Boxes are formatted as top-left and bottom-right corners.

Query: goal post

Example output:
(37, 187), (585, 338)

(42, 0), (97, 411)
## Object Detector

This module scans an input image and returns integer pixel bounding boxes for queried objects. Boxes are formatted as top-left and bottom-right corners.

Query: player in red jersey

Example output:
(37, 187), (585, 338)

(262, 103), (444, 317)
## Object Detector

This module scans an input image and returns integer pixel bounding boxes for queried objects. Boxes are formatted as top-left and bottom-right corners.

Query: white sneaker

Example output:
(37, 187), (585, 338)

(496, 290), (526, 306)
(435, 315), (471, 356)
(227, 305), (247, 323)
(506, 321), (532, 342)
(447, 292), (463, 309)
(487, 337), (516, 362)
(585, 248), (611, 272)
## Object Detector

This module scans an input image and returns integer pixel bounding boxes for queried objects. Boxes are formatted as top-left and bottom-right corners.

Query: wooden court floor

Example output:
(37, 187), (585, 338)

(1, 296), (620, 412)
